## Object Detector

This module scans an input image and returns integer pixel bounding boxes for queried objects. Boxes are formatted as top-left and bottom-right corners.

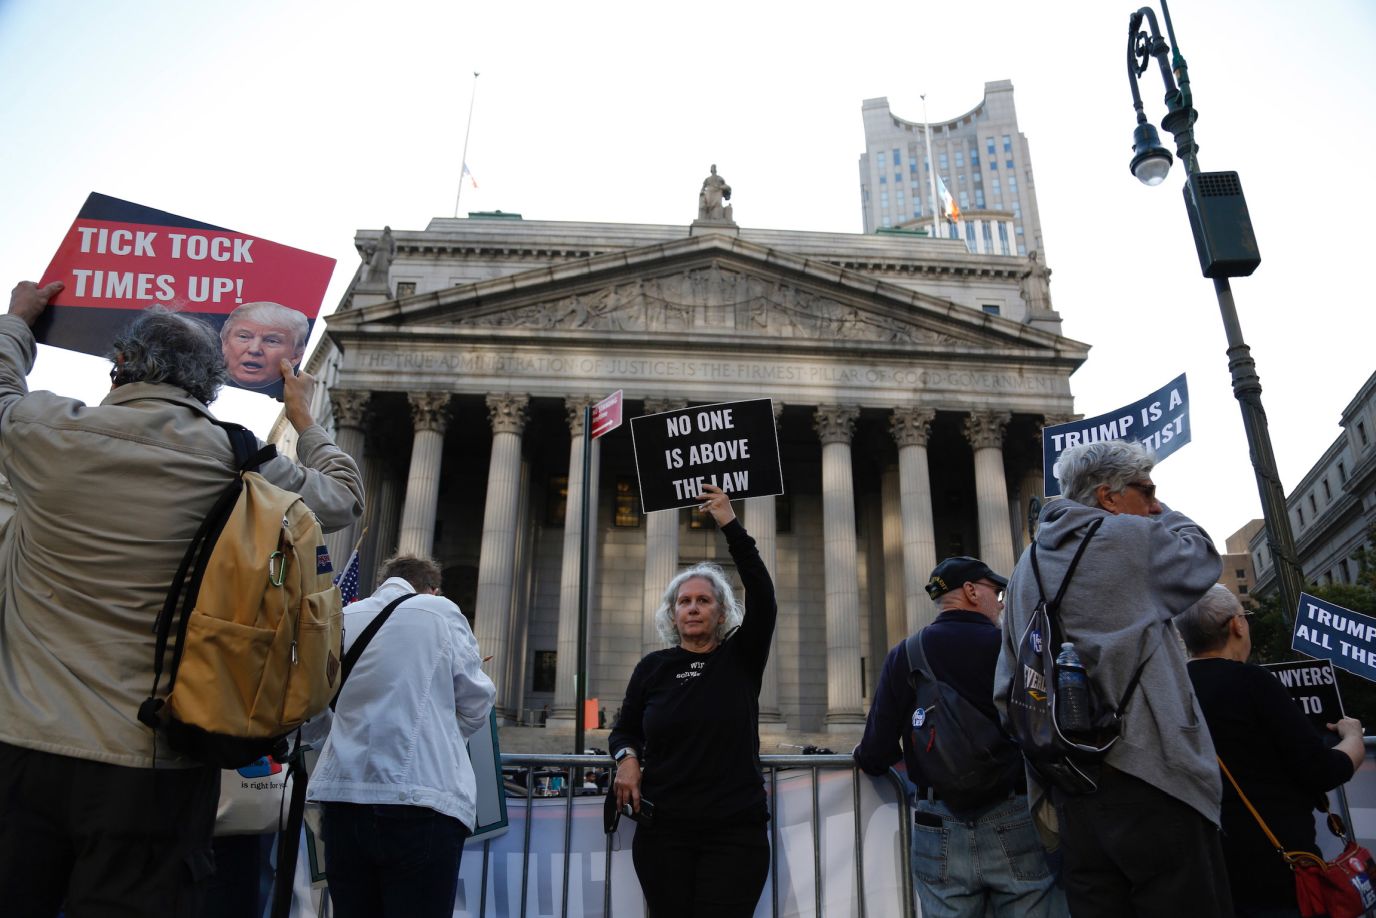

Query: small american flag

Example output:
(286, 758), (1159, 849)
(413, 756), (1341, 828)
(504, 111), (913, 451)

(333, 548), (361, 606)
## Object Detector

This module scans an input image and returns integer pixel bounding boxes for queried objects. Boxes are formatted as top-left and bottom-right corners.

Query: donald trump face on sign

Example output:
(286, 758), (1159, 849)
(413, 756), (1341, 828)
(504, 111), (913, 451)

(219, 302), (308, 390)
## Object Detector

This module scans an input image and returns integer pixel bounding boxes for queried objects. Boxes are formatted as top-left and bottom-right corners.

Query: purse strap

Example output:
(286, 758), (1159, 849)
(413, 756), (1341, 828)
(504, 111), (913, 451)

(1216, 755), (1336, 872)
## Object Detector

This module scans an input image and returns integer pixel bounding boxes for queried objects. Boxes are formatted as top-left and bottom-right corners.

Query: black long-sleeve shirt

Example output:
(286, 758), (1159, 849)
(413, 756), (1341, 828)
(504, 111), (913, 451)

(1188, 657), (1355, 908)
(608, 519), (777, 824)
(854, 610), (1022, 802)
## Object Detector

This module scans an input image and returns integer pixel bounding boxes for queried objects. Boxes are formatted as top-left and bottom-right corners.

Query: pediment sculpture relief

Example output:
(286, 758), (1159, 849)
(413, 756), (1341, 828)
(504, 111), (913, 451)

(452, 266), (973, 347)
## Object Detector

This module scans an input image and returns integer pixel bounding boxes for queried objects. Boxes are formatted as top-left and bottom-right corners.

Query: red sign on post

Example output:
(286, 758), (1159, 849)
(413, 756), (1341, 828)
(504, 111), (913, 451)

(591, 389), (623, 440)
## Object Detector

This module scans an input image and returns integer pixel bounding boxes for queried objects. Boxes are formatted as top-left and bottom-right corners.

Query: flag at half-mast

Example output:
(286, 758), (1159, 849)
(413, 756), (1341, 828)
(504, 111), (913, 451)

(935, 174), (960, 223)
(462, 162), (479, 189)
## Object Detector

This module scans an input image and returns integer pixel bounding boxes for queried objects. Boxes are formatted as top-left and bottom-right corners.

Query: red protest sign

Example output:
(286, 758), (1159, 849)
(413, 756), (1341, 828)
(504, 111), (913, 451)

(591, 389), (623, 440)
(37, 193), (336, 397)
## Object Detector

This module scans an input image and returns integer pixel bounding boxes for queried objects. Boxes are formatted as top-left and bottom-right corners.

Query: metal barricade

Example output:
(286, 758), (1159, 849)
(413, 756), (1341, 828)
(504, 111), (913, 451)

(475, 753), (915, 918)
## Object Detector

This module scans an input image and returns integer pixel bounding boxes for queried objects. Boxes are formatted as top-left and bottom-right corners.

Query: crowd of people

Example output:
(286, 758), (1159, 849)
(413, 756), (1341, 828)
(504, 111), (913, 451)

(0, 279), (1363, 917)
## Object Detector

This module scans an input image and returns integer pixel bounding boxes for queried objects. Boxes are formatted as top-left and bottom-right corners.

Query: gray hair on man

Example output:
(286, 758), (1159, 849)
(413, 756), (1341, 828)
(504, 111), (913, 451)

(1176, 584), (1244, 656)
(1056, 439), (1156, 507)
(653, 562), (744, 645)
(109, 306), (229, 405)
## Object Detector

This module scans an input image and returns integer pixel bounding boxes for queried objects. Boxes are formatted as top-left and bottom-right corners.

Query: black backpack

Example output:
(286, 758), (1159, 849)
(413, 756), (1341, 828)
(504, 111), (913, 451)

(904, 629), (1020, 812)
(1005, 517), (1153, 795)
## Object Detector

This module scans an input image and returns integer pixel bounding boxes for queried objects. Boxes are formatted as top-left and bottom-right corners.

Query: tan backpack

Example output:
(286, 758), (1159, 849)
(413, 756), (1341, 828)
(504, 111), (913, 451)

(138, 423), (343, 768)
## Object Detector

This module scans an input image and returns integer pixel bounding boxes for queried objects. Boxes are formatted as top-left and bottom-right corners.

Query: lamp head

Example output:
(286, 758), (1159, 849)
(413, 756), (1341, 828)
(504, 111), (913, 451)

(1130, 122), (1174, 186)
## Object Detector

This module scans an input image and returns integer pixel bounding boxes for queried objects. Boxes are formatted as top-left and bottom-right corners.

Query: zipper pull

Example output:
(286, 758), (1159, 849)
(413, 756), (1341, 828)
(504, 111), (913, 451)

(291, 640), (299, 664)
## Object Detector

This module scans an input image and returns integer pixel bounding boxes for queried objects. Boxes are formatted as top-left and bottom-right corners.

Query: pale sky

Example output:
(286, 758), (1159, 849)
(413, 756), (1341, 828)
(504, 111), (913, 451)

(1, 0), (1372, 550)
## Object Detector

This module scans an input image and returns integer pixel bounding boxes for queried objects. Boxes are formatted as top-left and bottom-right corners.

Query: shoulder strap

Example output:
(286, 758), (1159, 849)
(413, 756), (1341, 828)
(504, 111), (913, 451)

(330, 592), (417, 712)
(1217, 756), (1286, 854)
(216, 420), (277, 471)
(1030, 516), (1104, 646)
(905, 629), (932, 681)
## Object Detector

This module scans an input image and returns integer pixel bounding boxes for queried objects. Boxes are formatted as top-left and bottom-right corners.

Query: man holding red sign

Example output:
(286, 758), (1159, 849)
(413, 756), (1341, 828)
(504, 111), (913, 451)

(0, 280), (363, 916)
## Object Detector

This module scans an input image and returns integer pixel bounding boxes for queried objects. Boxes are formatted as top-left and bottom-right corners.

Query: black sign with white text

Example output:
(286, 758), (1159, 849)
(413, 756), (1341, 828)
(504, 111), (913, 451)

(630, 398), (783, 513)
(1261, 659), (1346, 734)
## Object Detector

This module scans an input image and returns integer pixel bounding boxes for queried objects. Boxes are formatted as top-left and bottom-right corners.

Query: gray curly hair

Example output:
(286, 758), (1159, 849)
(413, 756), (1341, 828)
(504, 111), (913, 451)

(654, 562), (744, 645)
(109, 306), (229, 405)
(1056, 439), (1156, 508)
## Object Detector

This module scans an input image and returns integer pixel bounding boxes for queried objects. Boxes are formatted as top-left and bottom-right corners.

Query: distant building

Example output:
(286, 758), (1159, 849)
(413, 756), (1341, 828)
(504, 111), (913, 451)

(1221, 519), (1263, 608)
(1249, 370), (1376, 596)
(858, 81), (1046, 259)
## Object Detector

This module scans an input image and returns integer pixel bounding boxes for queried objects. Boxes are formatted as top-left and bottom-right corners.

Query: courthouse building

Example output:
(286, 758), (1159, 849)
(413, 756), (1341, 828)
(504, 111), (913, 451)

(284, 173), (1088, 734)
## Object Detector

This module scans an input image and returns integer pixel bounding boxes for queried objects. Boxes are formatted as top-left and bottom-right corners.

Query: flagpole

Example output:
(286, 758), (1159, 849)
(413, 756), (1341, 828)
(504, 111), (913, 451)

(921, 94), (941, 239)
(453, 72), (480, 218)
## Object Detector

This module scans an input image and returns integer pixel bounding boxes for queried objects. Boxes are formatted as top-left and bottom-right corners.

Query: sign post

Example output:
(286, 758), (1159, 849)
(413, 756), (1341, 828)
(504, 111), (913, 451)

(575, 391), (622, 757)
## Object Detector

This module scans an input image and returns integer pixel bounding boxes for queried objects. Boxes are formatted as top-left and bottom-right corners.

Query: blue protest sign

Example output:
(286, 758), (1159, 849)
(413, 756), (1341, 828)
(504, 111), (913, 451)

(1041, 373), (1190, 497)
(1292, 592), (1376, 684)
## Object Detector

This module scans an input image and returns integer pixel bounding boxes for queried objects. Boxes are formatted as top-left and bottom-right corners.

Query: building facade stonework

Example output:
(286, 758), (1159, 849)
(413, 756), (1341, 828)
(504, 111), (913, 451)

(289, 209), (1088, 734)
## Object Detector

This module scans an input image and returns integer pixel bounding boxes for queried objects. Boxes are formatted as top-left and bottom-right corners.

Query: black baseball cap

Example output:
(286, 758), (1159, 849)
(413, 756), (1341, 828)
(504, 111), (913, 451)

(925, 557), (1008, 600)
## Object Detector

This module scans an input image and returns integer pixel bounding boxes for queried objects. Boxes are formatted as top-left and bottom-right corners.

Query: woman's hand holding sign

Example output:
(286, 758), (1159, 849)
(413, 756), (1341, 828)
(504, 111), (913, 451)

(697, 483), (736, 527)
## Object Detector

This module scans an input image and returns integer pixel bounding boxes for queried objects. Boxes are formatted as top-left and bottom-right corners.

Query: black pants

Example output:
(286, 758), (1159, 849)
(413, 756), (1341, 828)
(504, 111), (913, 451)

(0, 740), (219, 918)
(631, 818), (770, 918)
(320, 802), (471, 918)
(1057, 765), (1233, 918)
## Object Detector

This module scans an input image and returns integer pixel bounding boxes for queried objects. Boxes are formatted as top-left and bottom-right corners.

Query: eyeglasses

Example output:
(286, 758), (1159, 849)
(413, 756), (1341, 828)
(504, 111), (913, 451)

(971, 580), (1005, 602)
(1124, 481), (1157, 502)
(1234, 611), (1254, 620)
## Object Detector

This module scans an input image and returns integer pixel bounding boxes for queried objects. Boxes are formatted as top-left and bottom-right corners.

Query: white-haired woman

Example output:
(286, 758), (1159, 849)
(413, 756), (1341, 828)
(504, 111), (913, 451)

(1182, 584), (1364, 915)
(608, 484), (777, 918)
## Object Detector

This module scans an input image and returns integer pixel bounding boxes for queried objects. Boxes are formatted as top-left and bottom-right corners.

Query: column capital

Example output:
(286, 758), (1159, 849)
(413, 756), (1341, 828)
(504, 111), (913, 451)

(564, 396), (598, 436)
(963, 410), (1011, 450)
(890, 406), (936, 448)
(642, 397), (687, 416)
(1039, 412), (1080, 432)
(486, 393), (530, 435)
(408, 392), (451, 434)
(329, 388), (370, 430)
(813, 405), (860, 445)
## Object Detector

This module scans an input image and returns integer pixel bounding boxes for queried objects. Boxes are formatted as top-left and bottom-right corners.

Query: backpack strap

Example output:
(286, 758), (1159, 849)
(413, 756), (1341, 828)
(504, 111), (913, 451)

(1030, 516), (1104, 650)
(216, 420), (278, 472)
(330, 592), (417, 712)
(1030, 515), (1153, 718)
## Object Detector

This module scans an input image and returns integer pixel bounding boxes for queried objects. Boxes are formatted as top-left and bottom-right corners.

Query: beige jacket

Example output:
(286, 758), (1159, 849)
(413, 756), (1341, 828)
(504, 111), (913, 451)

(0, 315), (363, 767)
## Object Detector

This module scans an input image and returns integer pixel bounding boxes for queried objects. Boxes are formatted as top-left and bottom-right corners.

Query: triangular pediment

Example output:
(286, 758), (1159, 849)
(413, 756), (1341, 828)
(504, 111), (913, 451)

(329, 233), (1086, 358)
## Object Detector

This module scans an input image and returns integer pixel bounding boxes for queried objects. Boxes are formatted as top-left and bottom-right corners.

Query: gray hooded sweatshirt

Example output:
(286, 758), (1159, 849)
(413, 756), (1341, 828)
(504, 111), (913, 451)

(993, 498), (1224, 824)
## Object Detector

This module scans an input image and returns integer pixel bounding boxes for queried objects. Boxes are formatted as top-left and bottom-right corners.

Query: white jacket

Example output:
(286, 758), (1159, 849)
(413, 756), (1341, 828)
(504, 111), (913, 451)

(307, 578), (496, 829)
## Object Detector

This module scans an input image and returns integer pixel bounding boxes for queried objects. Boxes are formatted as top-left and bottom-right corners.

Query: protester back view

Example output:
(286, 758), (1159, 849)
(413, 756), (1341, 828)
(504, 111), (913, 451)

(0, 280), (363, 917)
(307, 554), (496, 918)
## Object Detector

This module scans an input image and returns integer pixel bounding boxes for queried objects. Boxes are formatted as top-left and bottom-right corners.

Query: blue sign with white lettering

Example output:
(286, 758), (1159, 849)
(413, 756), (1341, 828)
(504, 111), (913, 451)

(1041, 374), (1190, 497)
(1292, 592), (1376, 684)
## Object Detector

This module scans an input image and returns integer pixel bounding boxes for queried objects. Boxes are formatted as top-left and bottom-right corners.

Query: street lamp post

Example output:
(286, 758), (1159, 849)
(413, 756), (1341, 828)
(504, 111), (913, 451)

(1125, 0), (1305, 626)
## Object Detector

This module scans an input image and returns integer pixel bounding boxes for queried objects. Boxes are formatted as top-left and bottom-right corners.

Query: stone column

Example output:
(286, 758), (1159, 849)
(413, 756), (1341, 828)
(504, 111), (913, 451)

(473, 394), (529, 722)
(813, 405), (864, 731)
(965, 410), (1016, 577)
(397, 392), (450, 558)
(366, 470), (402, 593)
(325, 389), (370, 567)
(550, 397), (599, 729)
(879, 465), (906, 650)
(890, 407), (938, 634)
(641, 399), (685, 656)
(744, 404), (785, 730)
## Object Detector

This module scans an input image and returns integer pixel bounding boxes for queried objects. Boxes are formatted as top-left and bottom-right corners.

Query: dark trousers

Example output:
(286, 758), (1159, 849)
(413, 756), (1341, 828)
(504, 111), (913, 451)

(631, 819), (770, 918)
(200, 834), (274, 918)
(320, 802), (470, 918)
(1057, 765), (1233, 918)
(0, 740), (219, 918)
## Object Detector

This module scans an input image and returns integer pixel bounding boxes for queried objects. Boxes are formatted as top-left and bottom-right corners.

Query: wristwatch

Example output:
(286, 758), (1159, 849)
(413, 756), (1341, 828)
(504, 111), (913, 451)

(614, 747), (638, 763)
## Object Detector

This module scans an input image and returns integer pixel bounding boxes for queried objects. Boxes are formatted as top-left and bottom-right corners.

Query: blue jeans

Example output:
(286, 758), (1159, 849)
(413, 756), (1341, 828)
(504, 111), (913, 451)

(320, 802), (470, 918)
(909, 794), (1066, 918)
